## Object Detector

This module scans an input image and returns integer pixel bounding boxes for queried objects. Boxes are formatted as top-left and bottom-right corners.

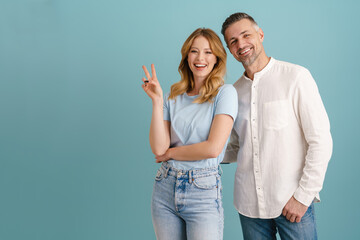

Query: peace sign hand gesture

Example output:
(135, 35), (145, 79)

(141, 64), (163, 102)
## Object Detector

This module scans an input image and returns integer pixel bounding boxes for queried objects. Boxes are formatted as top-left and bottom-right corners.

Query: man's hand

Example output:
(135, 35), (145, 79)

(282, 196), (308, 223)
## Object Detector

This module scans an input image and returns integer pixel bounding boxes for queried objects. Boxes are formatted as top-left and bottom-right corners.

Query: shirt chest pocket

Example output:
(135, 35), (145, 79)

(262, 100), (289, 130)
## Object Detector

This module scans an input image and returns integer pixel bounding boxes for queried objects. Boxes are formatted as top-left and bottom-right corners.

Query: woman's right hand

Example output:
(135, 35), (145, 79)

(142, 64), (163, 102)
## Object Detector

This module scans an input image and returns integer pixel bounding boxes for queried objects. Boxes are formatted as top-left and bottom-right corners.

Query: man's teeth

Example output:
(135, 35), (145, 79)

(240, 48), (251, 55)
(195, 64), (206, 67)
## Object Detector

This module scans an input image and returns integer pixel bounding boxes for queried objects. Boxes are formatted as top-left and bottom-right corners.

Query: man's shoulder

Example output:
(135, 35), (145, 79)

(232, 75), (246, 88)
(273, 59), (309, 74)
(272, 59), (316, 87)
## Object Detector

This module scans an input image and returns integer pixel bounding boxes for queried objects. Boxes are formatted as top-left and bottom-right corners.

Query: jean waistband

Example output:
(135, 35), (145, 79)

(159, 162), (222, 180)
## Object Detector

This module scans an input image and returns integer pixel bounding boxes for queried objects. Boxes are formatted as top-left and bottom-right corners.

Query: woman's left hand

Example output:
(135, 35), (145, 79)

(155, 149), (172, 163)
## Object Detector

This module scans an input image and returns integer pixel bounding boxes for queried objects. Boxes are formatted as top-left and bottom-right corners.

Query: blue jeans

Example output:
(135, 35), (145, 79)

(151, 162), (224, 240)
(239, 203), (317, 240)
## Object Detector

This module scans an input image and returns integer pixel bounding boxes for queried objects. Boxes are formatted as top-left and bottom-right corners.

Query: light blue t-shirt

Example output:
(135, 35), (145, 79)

(163, 84), (238, 170)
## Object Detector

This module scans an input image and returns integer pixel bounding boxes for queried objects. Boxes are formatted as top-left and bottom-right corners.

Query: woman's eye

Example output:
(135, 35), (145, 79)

(206, 51), (212, 54)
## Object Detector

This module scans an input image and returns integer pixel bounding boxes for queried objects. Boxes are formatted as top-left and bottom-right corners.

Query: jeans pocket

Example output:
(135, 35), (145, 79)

(301, 203), (315, 220)
(193, 175), (217, 190)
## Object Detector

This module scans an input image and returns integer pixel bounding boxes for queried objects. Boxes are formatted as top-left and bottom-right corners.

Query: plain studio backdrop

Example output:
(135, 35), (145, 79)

(0, 0), (359, 239)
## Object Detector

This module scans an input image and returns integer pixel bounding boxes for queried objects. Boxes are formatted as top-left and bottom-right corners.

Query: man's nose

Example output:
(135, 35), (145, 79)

(237, 39), (246, 49)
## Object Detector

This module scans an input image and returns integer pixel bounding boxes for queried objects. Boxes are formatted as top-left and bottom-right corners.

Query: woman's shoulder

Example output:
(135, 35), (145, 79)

(219, 83), (235, 90)
(163, 91), (186, 106)
(217, 83), (237, 97)
(211, 84), (237, 105)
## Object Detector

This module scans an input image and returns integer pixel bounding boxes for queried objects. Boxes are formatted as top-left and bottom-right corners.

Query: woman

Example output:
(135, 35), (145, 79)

(141, 28), (238, 240)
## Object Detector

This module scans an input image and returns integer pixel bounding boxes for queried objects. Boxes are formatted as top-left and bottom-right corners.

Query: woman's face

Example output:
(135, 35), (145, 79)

(187, 36), (217, 82)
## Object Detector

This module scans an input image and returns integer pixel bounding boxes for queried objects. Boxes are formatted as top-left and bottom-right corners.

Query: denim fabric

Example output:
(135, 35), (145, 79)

(239, 203), (317, 240)
(152, 162), (224, 240)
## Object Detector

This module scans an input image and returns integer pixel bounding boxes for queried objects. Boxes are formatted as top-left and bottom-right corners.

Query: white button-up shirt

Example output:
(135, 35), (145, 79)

(223, 58), (333, 218)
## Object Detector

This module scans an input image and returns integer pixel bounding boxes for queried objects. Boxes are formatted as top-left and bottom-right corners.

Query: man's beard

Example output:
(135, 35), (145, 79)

(240, 50), (260, 67)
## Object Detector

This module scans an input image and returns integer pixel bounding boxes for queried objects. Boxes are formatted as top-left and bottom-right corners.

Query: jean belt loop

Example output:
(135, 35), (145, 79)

(218, 165), (223, 176)
(164, 165), (170, 178)
(188, 170), (193, 184)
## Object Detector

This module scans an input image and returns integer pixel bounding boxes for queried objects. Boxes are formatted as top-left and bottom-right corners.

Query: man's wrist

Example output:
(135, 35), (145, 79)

(293, 188), (315, 206)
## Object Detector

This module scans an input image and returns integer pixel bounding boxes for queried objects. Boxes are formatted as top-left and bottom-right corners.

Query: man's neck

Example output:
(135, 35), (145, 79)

(244, 54), (271, 80)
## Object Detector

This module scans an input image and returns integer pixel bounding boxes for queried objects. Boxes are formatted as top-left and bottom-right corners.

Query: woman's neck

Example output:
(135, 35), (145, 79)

(188, 77), (205, 95)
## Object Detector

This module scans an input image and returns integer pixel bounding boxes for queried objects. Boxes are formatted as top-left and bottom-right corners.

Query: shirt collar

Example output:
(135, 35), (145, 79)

(242, 57), (275, 81)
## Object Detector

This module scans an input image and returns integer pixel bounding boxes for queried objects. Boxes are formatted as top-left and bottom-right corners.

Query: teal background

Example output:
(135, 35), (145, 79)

(1, 0), (359, 239)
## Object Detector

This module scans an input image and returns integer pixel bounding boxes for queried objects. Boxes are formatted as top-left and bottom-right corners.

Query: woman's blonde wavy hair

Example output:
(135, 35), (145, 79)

(168, 28), (227, 104)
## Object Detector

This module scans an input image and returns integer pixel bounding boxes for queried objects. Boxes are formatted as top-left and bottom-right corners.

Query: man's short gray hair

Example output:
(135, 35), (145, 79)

(221, 12), (259, 36)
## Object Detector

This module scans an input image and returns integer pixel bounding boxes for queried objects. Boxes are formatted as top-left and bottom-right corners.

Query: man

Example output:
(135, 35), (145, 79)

(221, 12), (333, 239)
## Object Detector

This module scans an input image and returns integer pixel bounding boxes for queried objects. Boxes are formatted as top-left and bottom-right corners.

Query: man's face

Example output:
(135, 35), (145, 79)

(224, 19), (264, 67)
